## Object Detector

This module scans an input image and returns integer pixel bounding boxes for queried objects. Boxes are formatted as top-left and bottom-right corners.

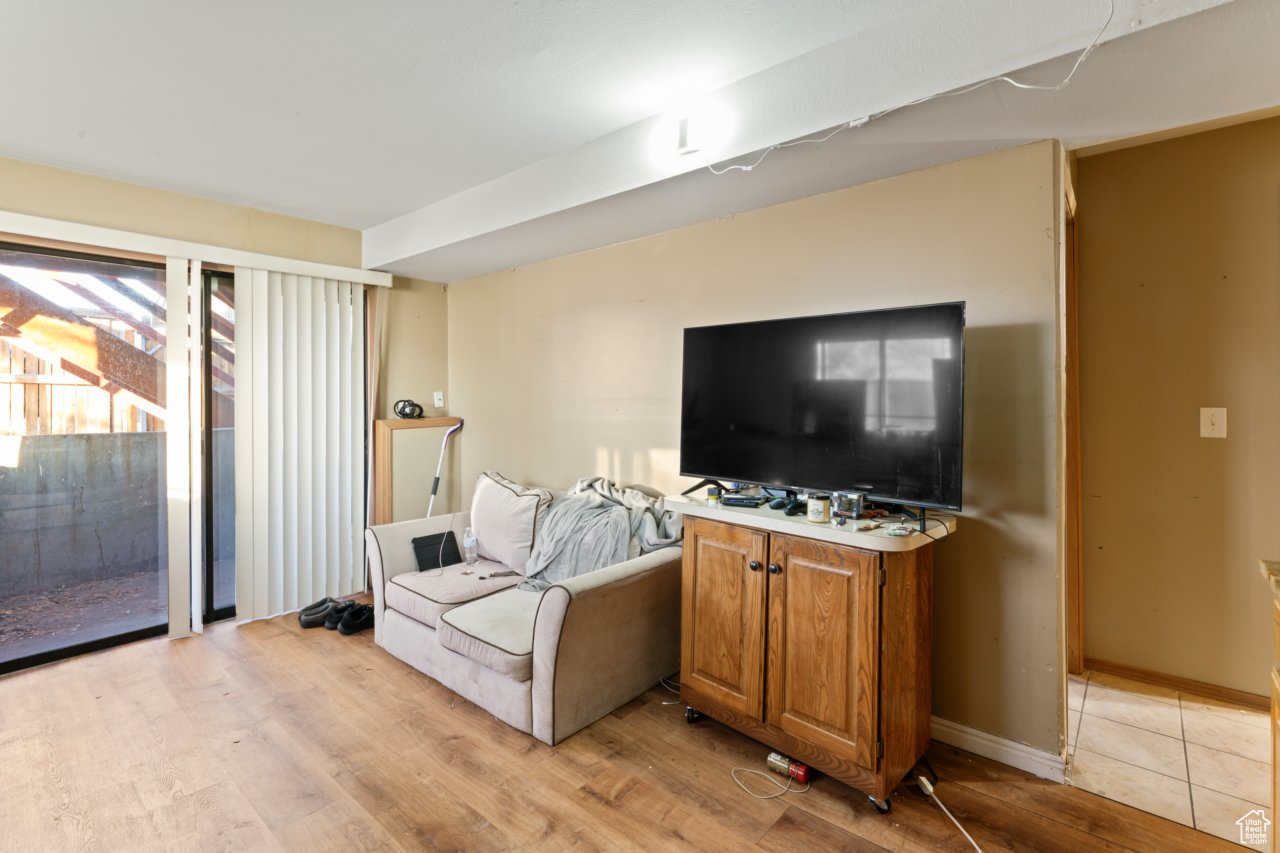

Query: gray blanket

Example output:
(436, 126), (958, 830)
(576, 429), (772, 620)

(519, 478), (683, 591)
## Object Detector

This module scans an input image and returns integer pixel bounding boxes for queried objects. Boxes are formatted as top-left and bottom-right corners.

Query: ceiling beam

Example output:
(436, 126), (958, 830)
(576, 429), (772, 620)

(363, 0), (1235, 281)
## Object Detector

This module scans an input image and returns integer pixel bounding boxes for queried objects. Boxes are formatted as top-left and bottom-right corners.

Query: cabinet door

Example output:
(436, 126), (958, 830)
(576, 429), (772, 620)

(766, 533), (880, 770)
(681, 517), (769, 719)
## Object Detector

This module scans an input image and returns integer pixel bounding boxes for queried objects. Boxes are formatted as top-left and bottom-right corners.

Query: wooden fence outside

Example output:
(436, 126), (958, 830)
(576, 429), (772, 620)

(0, 334), (160, 435)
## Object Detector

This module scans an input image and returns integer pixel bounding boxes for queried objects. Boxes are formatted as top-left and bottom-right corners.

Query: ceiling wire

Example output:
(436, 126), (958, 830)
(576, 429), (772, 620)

(706, 0), (1116, 176)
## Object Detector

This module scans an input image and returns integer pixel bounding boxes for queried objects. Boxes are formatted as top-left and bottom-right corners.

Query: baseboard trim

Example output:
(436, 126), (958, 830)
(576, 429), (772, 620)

(931, 716), (1065, 784)
(1084, 657), (1269, 712)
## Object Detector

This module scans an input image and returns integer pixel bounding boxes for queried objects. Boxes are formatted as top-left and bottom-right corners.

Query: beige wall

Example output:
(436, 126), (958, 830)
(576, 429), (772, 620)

(375, 277), (458, 519)
(1077, 117), (1280, 695)
(447, 142), (1066, 750)
(0, 155), (360, 265)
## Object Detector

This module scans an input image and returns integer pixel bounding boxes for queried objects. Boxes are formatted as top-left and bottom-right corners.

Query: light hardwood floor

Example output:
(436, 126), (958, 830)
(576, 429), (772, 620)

(0, 609), (1241, 852)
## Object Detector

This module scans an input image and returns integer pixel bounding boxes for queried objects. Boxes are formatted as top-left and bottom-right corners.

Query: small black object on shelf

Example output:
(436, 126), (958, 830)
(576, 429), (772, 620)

(394, 399), (424, 419)
(721, 494), (767, 508)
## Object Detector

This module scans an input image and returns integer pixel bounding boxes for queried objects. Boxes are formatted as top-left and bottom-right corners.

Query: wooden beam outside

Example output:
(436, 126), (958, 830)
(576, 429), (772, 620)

(0, 333), (167, 424)
(54, 276), (166, 347)
(91, 273), (165, 313)
(0, 373), (92, 385)
(0, 271), (163, 406)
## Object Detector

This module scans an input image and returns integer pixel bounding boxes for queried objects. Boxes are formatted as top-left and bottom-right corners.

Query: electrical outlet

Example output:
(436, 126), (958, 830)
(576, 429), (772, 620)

(433, 391), (445, 408)
(1199, 407), (1226, 438)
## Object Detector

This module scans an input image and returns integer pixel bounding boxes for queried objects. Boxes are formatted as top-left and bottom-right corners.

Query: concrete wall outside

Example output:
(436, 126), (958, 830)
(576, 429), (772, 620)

(0, 430), (235, 597)
(0, 432), (166, 596)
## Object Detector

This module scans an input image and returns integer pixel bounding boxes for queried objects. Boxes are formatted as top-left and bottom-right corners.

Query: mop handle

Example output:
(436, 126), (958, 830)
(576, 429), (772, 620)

(426, 419), (464, 517)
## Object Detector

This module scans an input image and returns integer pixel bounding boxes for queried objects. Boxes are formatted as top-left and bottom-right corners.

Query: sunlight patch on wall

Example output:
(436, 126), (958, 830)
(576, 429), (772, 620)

(0, 434), (21, 468)
(594, 446), (678, 490)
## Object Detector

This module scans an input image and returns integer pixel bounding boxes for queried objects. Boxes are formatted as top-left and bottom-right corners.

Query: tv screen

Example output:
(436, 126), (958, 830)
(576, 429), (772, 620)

(680, 302), (965, 510)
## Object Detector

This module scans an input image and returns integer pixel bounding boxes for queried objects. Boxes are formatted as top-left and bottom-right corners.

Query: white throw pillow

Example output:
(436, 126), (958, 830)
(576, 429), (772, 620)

(470, 472), (553, 572)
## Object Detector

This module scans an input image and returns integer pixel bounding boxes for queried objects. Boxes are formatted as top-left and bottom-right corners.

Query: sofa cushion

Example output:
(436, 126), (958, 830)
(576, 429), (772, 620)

(385, 561), (521, 628)
(471, 472), (553, 573)
(437, 588), (543, 682)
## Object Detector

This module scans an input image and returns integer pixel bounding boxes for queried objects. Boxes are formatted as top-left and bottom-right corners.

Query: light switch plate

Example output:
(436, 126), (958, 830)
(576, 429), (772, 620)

(1199, 407), (1226, 438)
(433, 391), (445, 408)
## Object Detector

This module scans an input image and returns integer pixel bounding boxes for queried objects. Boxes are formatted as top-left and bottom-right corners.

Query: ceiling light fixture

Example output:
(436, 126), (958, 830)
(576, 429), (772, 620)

(676, 115), (699, 155)
(650, 100), (732, 168)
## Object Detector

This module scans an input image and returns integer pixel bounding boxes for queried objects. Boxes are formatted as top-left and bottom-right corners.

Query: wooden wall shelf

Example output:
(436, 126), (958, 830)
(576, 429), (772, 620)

(372, 416), (461, 525)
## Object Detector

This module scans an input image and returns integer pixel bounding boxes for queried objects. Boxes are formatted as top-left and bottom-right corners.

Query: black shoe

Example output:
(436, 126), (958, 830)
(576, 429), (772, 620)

(337, 604), (374, 635)
(298, 597), (336, 625)
(300, 601), (337, 628)
(325, 601), (357, 630)
(300, 596), (336, 616)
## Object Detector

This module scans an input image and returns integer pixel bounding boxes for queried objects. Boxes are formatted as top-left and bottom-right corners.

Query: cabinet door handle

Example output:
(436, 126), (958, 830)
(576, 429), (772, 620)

(749, 560), (762, 572)
(768, 562), (781, 574)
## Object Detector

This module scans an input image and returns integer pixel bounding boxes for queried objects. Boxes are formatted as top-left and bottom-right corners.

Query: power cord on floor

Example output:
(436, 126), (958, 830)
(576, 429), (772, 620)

(659, 674), (681, 705)
(731, 768), (811, 800)
(918, 775), (982, 851)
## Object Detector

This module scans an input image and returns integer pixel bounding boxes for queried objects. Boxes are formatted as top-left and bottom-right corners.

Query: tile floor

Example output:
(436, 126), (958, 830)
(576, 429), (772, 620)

(1067, 671), (1273, 849)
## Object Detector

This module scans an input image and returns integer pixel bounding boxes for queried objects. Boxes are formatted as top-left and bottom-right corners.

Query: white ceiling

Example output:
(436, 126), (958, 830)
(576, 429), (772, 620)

(3, 0), (1278, 282)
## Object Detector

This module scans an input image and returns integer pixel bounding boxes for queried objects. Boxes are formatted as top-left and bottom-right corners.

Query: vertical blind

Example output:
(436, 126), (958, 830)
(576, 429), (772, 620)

(233, 269), (365, 620)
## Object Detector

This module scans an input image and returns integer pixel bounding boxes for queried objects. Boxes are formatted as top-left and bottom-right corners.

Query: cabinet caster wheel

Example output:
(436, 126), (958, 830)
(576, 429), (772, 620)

(684, 707), (704, 724)
(869, 795), (892, 815)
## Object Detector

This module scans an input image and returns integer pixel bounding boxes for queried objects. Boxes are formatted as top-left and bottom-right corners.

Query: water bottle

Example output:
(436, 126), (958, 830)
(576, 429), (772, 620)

(463, 527), (478, 566)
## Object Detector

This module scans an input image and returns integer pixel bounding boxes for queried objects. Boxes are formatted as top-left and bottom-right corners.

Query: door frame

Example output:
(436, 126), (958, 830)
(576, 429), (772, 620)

(1065, 202), (1084, 675)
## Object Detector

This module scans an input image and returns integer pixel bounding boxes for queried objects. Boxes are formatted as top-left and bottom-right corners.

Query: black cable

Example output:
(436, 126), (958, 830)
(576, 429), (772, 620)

(881, 515), (950, 540)
(919, 518), (952, 541)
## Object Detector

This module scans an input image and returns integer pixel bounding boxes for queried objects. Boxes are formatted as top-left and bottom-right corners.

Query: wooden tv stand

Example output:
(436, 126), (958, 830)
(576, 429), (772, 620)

(666, 496), (954, 812)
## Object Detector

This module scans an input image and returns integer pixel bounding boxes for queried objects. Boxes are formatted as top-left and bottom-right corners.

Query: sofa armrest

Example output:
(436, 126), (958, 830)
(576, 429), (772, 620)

(366, 512), (471, 637)
(530, 546), (682, 744)
(552, 547), (679, 598)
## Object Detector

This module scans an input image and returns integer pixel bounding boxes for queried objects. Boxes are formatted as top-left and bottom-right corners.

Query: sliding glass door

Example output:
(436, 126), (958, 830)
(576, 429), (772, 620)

(0, 244), (170, 672)
(204, 271), (235, 622)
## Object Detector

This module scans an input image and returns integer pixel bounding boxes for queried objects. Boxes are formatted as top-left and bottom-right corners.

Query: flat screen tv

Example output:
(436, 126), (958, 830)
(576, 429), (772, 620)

(680, 301), (965, 511)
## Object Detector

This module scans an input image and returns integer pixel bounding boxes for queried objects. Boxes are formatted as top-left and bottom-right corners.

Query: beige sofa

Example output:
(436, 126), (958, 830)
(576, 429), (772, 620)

(365, 507), (682, 745)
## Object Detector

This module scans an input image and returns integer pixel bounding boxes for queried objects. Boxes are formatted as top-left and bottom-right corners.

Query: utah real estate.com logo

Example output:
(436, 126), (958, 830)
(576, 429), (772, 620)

(1237, 809), (1270, 847)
